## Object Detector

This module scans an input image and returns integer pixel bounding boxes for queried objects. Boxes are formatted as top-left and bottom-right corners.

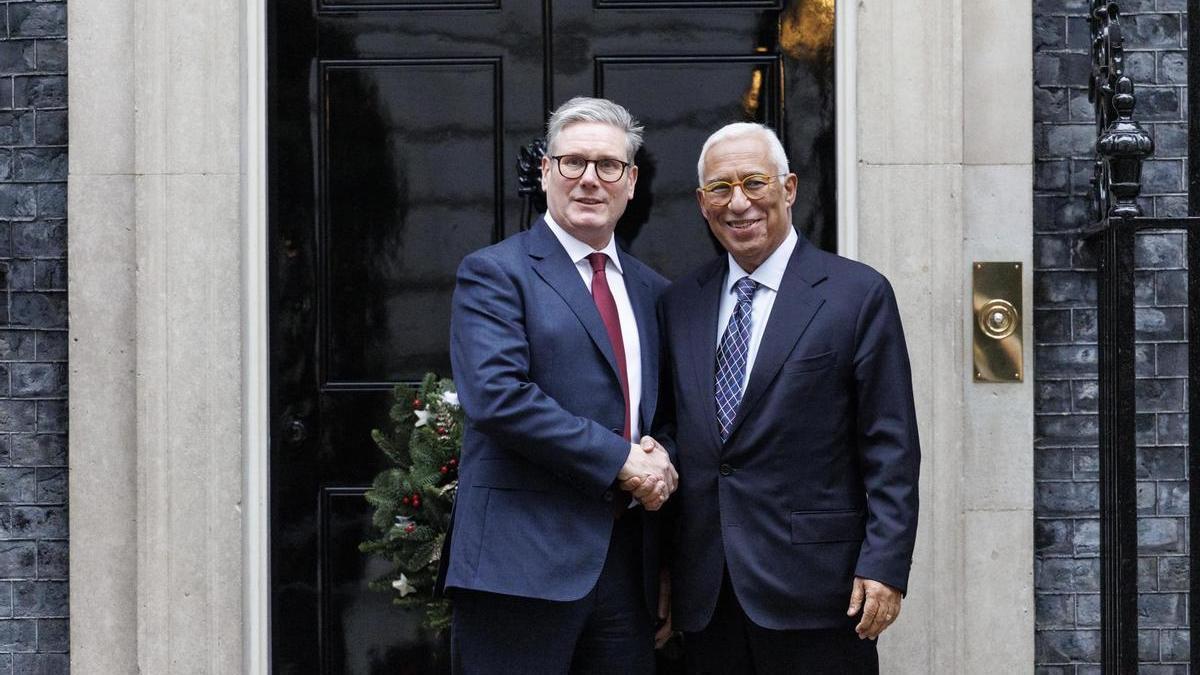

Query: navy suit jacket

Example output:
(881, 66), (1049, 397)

(445, 218), (668, 609)
(658, 231), (920, 632)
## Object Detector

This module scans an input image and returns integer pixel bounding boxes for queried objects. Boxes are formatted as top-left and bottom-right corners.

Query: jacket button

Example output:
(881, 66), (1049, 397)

(603, 489), (615, 502)
(719, 464), (733, 476)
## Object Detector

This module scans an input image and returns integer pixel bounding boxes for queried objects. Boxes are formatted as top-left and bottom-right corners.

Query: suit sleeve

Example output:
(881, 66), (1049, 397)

(851, 275), (921, 594)
(450, 251), (630, 499)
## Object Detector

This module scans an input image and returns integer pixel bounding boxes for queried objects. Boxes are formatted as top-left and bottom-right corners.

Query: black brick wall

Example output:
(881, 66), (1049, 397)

(0, 1), (67, 673)
(1035, 0), (1190, 672)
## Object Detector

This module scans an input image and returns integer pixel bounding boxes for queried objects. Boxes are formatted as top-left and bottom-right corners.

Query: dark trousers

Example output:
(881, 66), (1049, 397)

(450, 514), (653, 674)
(683, 572), (879, 675)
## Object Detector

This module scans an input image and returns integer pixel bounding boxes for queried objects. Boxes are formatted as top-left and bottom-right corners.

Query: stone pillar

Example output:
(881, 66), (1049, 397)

(959, 0), (1035, 671)
(69, 0), (246, 670)
(857, 0), (1034, 672)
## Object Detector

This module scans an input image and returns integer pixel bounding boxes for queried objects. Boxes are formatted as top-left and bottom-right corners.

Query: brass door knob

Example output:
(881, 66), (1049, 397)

(978, 298), (1018, 340)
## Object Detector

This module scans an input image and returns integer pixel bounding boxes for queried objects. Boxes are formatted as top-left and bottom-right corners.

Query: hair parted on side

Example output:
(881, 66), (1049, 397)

(696, 122), (790, 185)
(545, 97), (645, 164)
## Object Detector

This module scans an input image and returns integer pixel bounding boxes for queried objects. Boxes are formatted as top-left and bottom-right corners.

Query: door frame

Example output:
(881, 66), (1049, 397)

(245, 0), (270, 672)
(243, 3), (859, 672)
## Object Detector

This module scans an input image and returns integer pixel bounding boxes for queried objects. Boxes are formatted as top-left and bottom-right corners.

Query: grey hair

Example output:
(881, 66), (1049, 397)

(546, 97), (644, 164)
(696, 122), (790, 185)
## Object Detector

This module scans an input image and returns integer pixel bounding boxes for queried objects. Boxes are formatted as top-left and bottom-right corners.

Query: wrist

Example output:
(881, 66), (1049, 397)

(616, 444), (639, 481)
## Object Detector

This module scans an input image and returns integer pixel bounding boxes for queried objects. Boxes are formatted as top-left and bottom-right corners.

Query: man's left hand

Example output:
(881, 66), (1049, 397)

(847, 577), (901, 640)
(620, 474), (669, 510)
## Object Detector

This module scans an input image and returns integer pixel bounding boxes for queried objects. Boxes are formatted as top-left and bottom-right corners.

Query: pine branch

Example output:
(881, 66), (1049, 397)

(361, 373), (463, 633)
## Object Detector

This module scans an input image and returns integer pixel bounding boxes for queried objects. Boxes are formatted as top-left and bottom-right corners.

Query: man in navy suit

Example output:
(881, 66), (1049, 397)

(648, 123), (920, 673)
(445, 97), (676, 674)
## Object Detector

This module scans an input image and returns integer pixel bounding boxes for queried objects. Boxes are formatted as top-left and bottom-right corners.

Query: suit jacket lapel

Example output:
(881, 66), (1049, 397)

(725, 237), (828, 443)
(527, 219), (621, 379)
(619, 251), (658, 436)
(685, 257), (727, 450)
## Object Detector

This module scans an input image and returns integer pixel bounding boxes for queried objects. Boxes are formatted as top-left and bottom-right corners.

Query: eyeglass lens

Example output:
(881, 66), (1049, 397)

(556, 155), (627, 182)
(702, 175), (773, 206)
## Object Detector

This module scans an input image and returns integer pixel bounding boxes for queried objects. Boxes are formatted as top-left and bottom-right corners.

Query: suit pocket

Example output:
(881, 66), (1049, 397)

(780, 349), (837, 374)
(790, 509), (865, 544)
(470, 457), (550, 492)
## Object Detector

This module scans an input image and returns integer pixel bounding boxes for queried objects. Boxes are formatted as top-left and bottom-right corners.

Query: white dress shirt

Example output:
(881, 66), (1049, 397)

(544, 214), (643, 440)
(715, 227), (799, 391)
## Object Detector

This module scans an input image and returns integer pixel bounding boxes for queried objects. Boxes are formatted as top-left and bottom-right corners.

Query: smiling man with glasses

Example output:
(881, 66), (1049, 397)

(637, 122), (922, 674)
(538, 112), (639, 250)
(445, 97), (675, 674)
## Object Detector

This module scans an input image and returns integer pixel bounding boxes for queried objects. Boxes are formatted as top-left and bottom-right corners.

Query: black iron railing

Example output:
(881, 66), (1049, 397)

(1087, 1), (1200, 670)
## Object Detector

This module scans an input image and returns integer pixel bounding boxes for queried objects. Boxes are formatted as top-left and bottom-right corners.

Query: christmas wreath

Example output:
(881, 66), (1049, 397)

(360, 373), (462, 631)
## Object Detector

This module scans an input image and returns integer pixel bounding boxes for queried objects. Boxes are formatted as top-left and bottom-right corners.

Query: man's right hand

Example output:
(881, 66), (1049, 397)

(617, 436), (677, 510)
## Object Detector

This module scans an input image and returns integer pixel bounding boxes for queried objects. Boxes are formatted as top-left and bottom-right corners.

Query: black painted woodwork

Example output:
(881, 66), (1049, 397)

(268, 1), (836, 672)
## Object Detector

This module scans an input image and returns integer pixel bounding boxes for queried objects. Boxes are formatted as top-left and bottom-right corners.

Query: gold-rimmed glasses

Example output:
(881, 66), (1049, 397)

(698, 173), (786, 207)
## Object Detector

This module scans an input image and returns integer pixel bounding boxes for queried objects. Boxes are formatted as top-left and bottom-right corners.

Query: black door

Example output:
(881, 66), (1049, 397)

(268, 2), (835, 672)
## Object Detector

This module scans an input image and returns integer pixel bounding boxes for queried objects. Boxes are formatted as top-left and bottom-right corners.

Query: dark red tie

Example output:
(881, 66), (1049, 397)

(587, 252), (631, 441)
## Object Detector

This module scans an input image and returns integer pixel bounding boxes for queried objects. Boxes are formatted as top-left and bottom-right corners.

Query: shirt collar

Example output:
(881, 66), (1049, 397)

(724, 227), (798, 296)
(544, 212), (624, 273)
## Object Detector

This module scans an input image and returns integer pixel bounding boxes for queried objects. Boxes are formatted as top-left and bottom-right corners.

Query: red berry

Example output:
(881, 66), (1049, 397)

(437, 426), (446, 435)
(401, 496), (410, 505)
(449, 458), (458, 466)
(405, 523), (415, 533)
(440, 466), (448, 474)
(412, 398), (422, 408)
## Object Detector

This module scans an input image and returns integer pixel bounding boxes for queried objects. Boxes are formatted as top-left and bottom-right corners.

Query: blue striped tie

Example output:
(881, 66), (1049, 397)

(715, 277), (758, 441)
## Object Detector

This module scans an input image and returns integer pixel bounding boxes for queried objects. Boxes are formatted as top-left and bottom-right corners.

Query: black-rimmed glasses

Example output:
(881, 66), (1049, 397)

(551, 155), (630, 183)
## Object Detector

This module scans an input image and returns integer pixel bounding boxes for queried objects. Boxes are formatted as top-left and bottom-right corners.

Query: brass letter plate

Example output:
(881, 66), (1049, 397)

(973, 262), (1023, 383)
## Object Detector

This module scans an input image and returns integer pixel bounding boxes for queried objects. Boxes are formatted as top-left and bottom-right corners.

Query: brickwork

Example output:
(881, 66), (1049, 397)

(0, 2), (68, 673)
(1035, 0), (1190, 671)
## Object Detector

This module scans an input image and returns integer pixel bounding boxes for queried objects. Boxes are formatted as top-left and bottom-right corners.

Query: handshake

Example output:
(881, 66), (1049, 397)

(616, 436), (678, 511)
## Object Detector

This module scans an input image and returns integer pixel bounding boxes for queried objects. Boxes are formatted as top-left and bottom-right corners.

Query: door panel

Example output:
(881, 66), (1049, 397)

(321, 60), (501, 384)
(322, 487), (439, 674)
(269, 2), (834, 672)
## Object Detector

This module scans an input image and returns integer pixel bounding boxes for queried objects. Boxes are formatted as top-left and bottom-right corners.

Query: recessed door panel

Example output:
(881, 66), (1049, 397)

(320, 0), (499, 11)
(322, 488), (444, 673)
(321, 61), (500, 384)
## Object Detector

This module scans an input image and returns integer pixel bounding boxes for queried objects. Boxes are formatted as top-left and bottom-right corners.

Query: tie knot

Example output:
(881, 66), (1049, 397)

(587, 252), (608, 274)
(733, 277), (758, 304)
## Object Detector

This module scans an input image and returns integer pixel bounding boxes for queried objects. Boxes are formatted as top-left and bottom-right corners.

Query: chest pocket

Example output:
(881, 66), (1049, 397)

(780, 349), (837, 374)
